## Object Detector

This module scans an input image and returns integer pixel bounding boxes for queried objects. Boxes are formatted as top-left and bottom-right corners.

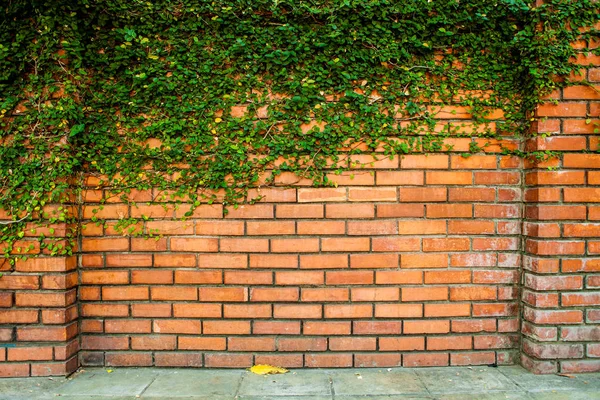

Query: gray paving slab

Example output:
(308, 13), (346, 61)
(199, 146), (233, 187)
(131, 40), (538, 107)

(436, 393), (531, 400)
(238, 370), (331, 397)
(415, 366), (518, 394)
(142, 369), (242, 398)
(238, 397), (332, 400)
(56, 368), (158, 397)
(0, 377), (66, 399)
(335, 397), (434, 400)
(327, 369), (428, 396)
(499, 366), (600, 392)
(528, 392), (600, 400)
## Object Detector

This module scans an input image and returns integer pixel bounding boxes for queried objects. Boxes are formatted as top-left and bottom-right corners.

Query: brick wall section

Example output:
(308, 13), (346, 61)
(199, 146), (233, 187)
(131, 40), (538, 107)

(75, 115), (524, 369)
(521, 48), (600, 374)
(0, 243), (79, 377)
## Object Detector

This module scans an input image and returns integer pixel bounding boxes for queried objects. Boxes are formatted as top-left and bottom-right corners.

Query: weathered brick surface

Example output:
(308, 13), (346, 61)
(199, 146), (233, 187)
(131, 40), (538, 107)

(0, 248), (79, 377)
(1, 32), (598, 380)
(522, 50), (600, 374)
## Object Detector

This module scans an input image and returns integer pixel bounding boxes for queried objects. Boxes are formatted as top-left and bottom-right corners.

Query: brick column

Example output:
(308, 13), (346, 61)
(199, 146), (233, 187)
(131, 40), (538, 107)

(0, 223), (79, 377)
(521, 49), (600, 373)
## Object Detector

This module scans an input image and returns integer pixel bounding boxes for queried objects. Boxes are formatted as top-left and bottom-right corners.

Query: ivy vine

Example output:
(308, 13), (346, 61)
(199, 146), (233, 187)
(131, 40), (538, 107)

(0, 0), (598, 265)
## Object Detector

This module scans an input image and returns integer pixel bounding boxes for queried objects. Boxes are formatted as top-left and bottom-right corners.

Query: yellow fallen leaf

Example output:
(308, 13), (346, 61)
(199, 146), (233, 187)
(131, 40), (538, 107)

(106, 369), (113, 373)
(249, 364), (288, 375)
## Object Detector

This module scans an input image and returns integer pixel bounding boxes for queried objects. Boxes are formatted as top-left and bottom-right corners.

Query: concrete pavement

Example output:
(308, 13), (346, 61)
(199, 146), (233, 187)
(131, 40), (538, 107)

(1, 366), (599, 399)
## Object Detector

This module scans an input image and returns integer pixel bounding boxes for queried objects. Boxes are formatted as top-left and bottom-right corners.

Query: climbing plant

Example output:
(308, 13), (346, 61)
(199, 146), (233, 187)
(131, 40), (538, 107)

(0, 0), (598, 264)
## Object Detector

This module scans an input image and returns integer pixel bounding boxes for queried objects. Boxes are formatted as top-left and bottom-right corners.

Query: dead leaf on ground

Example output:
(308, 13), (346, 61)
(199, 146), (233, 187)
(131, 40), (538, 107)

(249, 364), (289, 375)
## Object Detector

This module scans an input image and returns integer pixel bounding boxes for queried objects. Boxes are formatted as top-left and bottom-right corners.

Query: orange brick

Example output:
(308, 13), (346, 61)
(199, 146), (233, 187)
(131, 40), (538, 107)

(402, 253), (448, 268)
(426, 171), (472, 185)
(400, 187), (447, 202)
(402, 287), (448, 301)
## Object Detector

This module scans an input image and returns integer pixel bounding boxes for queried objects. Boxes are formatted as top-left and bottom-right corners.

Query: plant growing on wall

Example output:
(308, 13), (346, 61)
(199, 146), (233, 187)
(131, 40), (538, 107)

(0, 0), (598, 265)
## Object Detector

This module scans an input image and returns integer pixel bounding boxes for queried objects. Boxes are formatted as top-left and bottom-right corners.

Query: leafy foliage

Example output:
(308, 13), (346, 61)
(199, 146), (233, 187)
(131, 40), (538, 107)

(0, 0), (598, 263)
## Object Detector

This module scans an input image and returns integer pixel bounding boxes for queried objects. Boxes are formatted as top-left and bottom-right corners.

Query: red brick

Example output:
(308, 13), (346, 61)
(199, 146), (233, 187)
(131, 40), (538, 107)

(350, 253), (398, 269)
(376, 171), (424, 185)
(322, 237), (370, 252)
(427, 204), (472, 218)
(401, 154), (448, 169)
(131, 270), (173, 284)
(305, 353), (353, 367)
(380, 337), (425, 351)
(153, 320), (201, 334)
(255, 354), (303, 368)
(204, 353), (254, 368)
(451, 352), (495, 366)
(348, 220), (397, 235)
(224, 271), (272, 285)
(199, 287), (247, 302)
(131, 335), (177, 350)
(173, 303), (221, 318)
(397, 220), (446, 234)
(298, 188), (346, 202)
(223, 304), (271, 319)
(355, 353), (402, 367)
(402, 253), (448, 269)
(353, 321), (402, 335)
(105, 319), (151, 333)
(155, 352), (203, 367)
(154, 254), (196, 267)
(300, 254), (348, 269)
(402, 287), (448, 302)
(349, 187), (397, 202)
(253, 321), (300, 335)
(428, 336), (472, 350)
(250, 287), (298, 302)
(247, 221), (295, 235)
(303, 288), (349, 302)
(198, 254), (247, 269)
(326, 203), (374, 218)
(297, 220), (345, 235)
(196, 221), (244, 235)
(102, 286), (148, 301)
(276, 271), (323, 286)
(171, 238), (218, 252)
(271, 238), (319, 253)
(329, 337), (376, 351)
(377, 204), (425, 218)
(250, 254), (298, 269)
(174, 270), (222, 285)
(178, 337), (227, 350)
(375, 304), (422, 318)
(376, 270), (422, 284)
(400, 187), (447, 202)
(325, 304), (373, 318)
(274, 304), (322, 319)
(276, 204), (324, 218)
(425, 304), (471, 317)
(403, 353), (449, 367)
(278, 338), (327, 352)
(404, 320), (450, 334)
(372, 237), (420, 252)
(225, 204), (273, 218)
(303, 321), (351, 335)
(351, 287), (399, 302)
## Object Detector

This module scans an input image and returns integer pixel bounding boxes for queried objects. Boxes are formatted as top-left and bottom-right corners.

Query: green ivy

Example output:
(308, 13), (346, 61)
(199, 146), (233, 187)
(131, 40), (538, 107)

(0, 0), (598, 264)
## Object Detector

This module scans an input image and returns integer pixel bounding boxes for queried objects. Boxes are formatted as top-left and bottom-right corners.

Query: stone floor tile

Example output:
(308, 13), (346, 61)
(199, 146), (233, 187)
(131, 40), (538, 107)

(142, 370), (242, 398)
(499, 366), (600, 393)
(238, 370), (331, 397)
(328, 369), (427, 396)
(416, 366), (518, 394)
(55, 368), (157, 397)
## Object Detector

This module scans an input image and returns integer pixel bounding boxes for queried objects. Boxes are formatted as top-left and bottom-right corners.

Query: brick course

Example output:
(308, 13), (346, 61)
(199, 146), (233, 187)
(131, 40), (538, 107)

(0, 32), (598, 380)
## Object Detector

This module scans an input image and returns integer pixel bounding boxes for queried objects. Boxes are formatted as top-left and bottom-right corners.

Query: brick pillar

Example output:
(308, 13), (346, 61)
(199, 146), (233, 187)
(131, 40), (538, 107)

(521, 49), (600, 373)
(0, 227), (79, 377)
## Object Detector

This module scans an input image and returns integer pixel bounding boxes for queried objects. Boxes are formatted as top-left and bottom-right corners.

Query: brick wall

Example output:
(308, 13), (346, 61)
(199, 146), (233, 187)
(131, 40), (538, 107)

(72, 107), (526, 371)
(521, 48), (600, 373)
(0, 36), (598, 380)
(0, 249), (79, 377)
